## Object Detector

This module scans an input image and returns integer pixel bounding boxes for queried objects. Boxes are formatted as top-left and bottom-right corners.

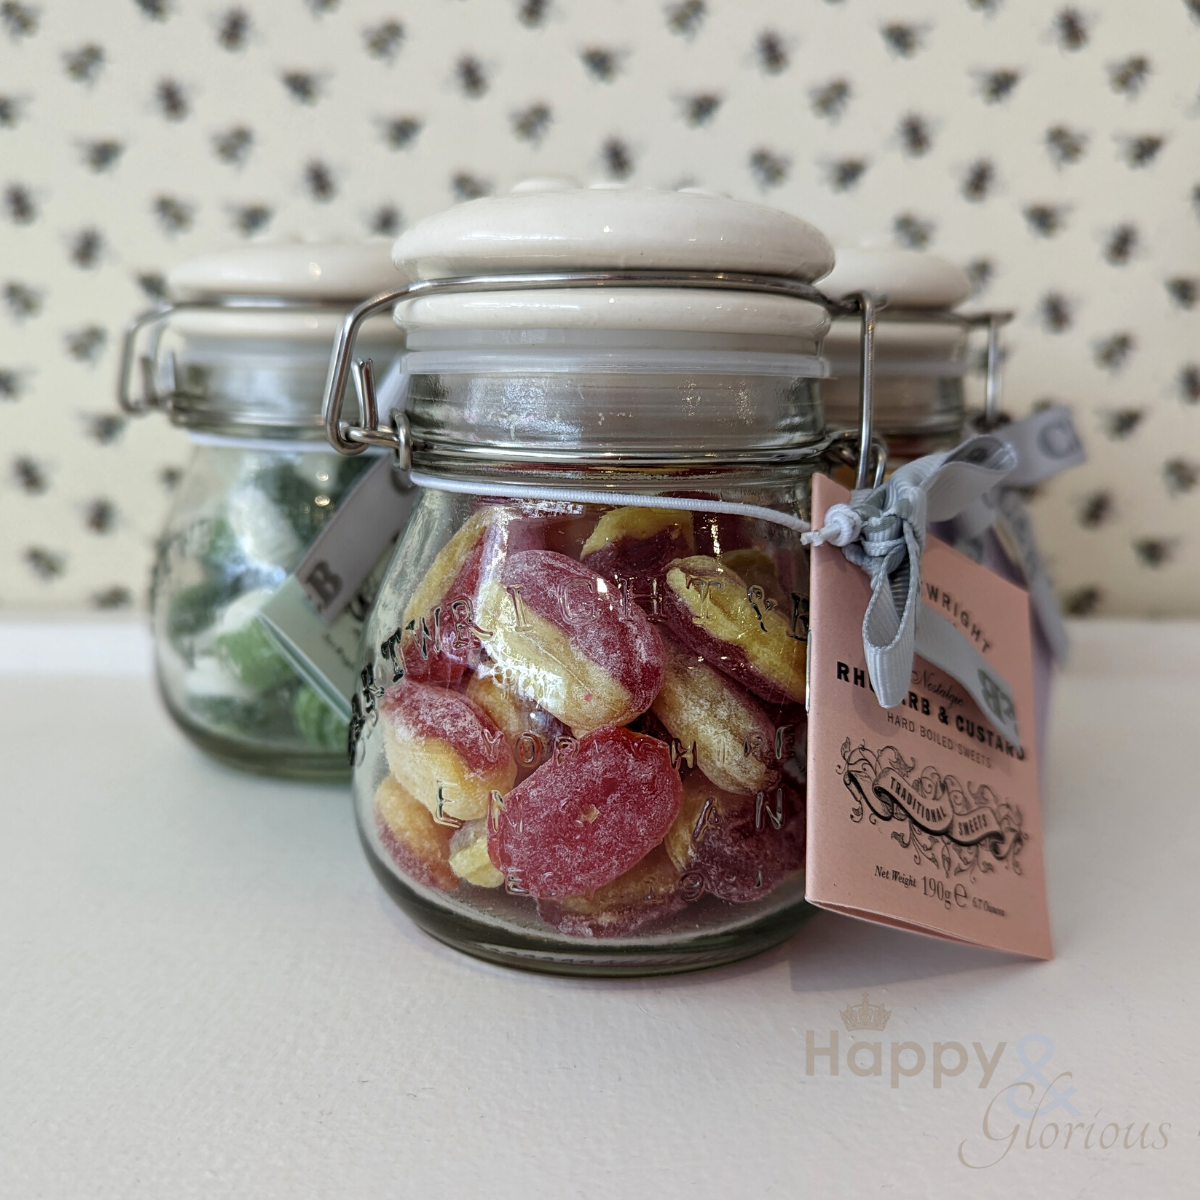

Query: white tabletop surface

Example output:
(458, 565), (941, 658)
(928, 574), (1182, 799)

(1, 617), (1196, 1199)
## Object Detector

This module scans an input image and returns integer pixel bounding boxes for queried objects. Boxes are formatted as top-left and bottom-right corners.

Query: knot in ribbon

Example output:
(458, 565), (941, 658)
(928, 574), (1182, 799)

(804, 435), (1022, 746)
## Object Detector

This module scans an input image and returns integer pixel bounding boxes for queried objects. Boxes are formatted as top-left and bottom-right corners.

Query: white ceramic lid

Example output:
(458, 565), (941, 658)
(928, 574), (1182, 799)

(168, 236), (405, 302)
(821, 248), (971, 309)
(392, 182), (834, 281)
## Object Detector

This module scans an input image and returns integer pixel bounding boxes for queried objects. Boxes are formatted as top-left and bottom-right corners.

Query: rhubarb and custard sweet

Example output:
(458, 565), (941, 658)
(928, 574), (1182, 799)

(380, 680), (517, 822)
(580, 506), (695, 591)
(374, 776), (459, 893)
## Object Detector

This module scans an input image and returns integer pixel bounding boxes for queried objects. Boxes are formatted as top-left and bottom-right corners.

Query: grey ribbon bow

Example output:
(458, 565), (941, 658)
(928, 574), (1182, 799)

(940, 406), (1085, 664)
(805, 435), (1023, 748)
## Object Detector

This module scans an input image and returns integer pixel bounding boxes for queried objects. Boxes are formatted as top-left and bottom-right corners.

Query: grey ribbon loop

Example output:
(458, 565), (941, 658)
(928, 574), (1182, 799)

(806, 435), (1022, 747)
(940, 406), (1084, 663)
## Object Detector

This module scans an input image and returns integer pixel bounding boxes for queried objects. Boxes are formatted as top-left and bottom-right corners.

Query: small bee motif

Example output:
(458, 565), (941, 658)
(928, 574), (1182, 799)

(1109, 55), (1151, 97)
(962, 159), (996, 202)
(213, 125), (253, 166)
(134, 0), (171, 19)
(0, 369), (26, 401)
(304, 161), (336, 202)
(1045, 125), (1087, 167)
(977, 69), (1021, 103)
(1078, 491), (1113, 528)
(682, 92), (721, 126)
(135, 272), (168, 301)
(154, 78), (189, 121)
(64, 44), (105, 85)
(281, 71), (322, 104)
(1062, 586), (1101, 616)
(1101, 408), (1144, 439)
(517, 0), (549, 28)
(25, 548), (66, 581)
(451, 172), (490, 202)
(511, 102), (552, 143)
(748, 148), (789, 189)
(602, 137), (634, 179)
(84, 415), (126, 444)
(14, 455), (48, 492)
(1, 2), (39, 38)
(216, 7), (250, 51)
(828, 158), (867, 192)
(880, 23), (923, 57)
(380, 116), (422, 150)
(84, 498), (116, 533)
(811, 78), (851, 120)
(160, 466), (184, 490)
(1023, 204), (1070, 236)
(229, 204), (272, 236)
(1103, 223), (1138, 265)
(92, 586), (133, 609)
(1133, 538), (1176, 568)
(1053, 8), (1089, 51)
(666, 1), (705, 38)
(65, 326), (107, 363)
(1117, 134), (1165, 168)
(1164, 459), (1198, 496)
(0, 95), (22, 127)
(898, 113), (932, 157)
(3, 281), (41, 320)
(80, 139), (123, 172)
(1038, 292), (1073, 332)
(5, 184), (37, 224)
(364, 20), (404, 62)
(1166, 278), (1198, 309)
(70, 228), (104, 269)
(1094, 332), (1135, 371)
(153, 195), (194, 235)
(1179, 364), (1200, 404)
(965, 259), (993, 296)
(580, 47), (619, 82)
(368, 205), (402, 237)
(756, 30), (788, 74)
(894, 213), (934, 250)
(456, 55), (488, 98)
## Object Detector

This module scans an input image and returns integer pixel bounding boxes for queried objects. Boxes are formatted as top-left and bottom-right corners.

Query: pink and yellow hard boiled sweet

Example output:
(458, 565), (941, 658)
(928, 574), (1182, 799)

(579, 506), (695, 591)
(537, 846), (685, 938)
(380, 680), (516, 822)
(488, 725), (683, 899)
(475, 549), (665, 735)
(662, 554), (806, 705)
(374, 776), (458, 893)
(664, 771), (806, 903)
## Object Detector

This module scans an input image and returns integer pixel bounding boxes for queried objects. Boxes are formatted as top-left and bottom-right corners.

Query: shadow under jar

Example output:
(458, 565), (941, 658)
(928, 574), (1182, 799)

(119, 239), (407, 780)
(334, 183), (862, 974)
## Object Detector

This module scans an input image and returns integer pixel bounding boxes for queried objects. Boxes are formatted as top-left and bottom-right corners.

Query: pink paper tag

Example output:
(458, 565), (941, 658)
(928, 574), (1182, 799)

(805, 474), (1053, 959)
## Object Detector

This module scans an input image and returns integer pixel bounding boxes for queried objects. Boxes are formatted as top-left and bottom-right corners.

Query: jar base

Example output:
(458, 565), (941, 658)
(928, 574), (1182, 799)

(362, 838), (817, 978)
(162, 691), (351, 784)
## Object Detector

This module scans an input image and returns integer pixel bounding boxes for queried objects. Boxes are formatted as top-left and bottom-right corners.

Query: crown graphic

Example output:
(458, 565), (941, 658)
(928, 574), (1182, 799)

(840, 992), (891, 1033)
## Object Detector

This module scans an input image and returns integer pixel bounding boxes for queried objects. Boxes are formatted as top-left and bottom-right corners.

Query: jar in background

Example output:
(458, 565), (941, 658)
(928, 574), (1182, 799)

(119, 239), (406, 779)
(821, 248), (973, 468)
(326, 183), (863, 974)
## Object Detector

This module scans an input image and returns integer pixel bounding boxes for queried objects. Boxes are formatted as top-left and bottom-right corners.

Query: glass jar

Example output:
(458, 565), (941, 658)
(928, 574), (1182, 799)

(326, 183), (867, 974)
(821, 248), (973, 468)
(120, 239), (407, 779)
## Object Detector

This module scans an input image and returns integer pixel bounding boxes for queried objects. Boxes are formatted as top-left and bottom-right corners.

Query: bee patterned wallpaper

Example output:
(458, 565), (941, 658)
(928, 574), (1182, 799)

(1, 0), (1198, 615)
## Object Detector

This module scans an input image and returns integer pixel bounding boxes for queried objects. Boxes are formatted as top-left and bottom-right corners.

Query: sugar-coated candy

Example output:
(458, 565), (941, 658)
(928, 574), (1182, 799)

(662, 555), (805, 705)
(718, 547), (787, 610)
(448, 819), (504, 888)
(488, 725), (683, 899)
(580, 506), (695, 591)
(374, 776), (458, 892)
(651, 630), (782, 796)
(475, 550), (665, 735)
(537, 846), (685, 938)
(380, 680), (517, 822)
(398, 509), (492, 684)
(464, 670), (564, 779)
(664, 771), (805, 903)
